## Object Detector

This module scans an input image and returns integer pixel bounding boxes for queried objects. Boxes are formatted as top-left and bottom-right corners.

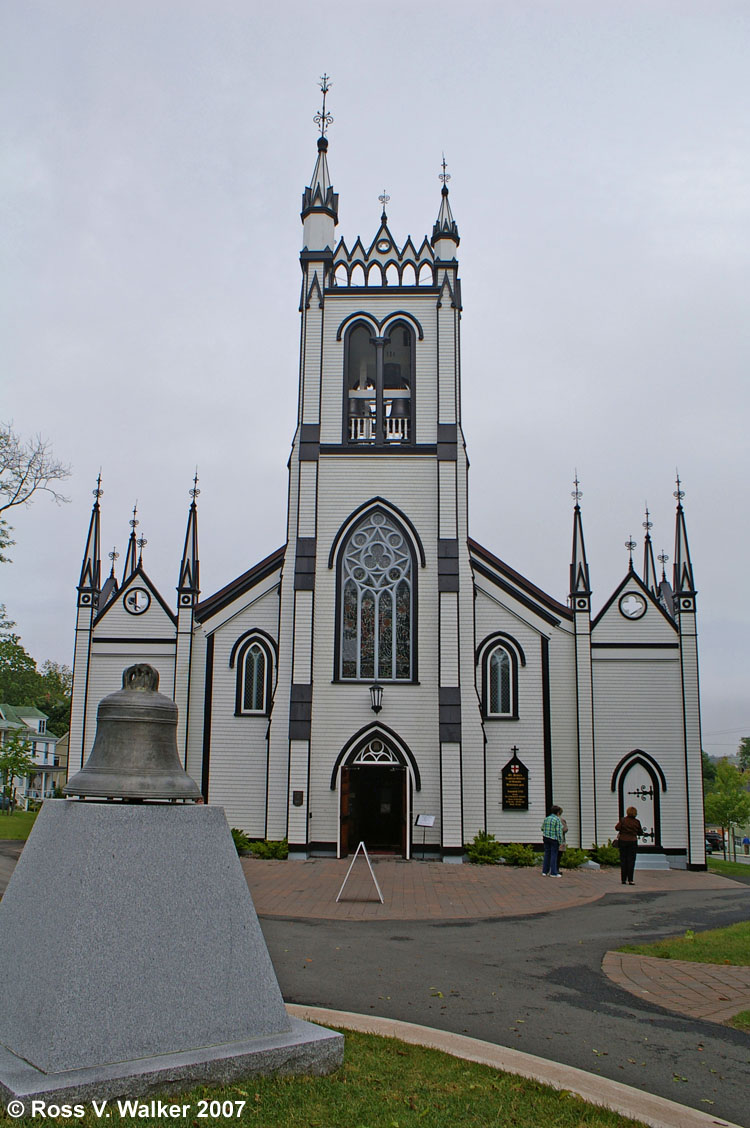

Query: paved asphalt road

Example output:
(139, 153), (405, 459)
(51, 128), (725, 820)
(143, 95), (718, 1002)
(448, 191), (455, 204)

(260, 882), (750, 1127)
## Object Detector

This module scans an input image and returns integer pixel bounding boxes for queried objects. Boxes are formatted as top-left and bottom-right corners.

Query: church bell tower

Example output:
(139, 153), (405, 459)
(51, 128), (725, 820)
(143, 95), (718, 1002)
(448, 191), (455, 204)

(265, 80), (484, 858)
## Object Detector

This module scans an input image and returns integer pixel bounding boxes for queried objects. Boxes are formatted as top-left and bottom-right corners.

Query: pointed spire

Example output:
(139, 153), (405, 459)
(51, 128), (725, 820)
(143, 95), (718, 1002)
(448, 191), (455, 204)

(642, 505), (658, 595)
(301, 75), (339, 233)
(178, 474), (200, 604)
(569, 475), (591, 605)
(137, 533), (147, 569)
(625, 536), (637, 572)
(122, 502), (139, 583)
(78, 476), (102, 594)
(431, 156), (460, 250)
(673, 474), (696, 598)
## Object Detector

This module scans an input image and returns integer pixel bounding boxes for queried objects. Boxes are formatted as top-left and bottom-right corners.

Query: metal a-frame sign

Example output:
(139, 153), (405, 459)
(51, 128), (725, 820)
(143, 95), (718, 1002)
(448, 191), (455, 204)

(335, 841), (384, 904)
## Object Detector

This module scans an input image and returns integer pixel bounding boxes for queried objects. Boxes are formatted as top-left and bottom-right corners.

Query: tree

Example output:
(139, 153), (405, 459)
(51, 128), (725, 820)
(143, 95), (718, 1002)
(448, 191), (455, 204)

(701, 749), (717, 785)
(704, 760), (750, 859)
(0, 422), (70, 563)
(0, 730), (35, 813)
(0, 606), (72, 734)
(738, 737), (750, 773)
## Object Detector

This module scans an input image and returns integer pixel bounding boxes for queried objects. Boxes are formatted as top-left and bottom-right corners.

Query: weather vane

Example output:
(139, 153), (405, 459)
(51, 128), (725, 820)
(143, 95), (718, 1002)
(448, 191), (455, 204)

(673, 472), (685, 503)
(642, 505), (652, 533)
(108, 547), (119, 575)
(314, 74), (333, 137)
(93, 473), (103, 501)
(657, 549), (669, 580)
(378, 189), (390, 217)
(190, 470), (200, 501)
(625, 536), (637, 566)
(571, 472), (582, 505)
(439, 154), (450, 186)
(129, 503), (139, 531)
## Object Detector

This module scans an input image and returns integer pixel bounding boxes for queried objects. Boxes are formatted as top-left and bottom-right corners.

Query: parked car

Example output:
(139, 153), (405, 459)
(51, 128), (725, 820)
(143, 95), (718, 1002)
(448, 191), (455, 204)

(705, 832), (723, 851)
(705, 839), (714, 854)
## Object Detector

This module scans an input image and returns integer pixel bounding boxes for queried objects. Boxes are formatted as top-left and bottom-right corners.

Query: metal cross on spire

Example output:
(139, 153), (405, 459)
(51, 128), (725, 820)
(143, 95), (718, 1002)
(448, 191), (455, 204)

(108, 546), (119, 576)
(642, 505), (653, 534)
(137, 535), (147, 566)
(190, 470), (200, 501)
(129, 503), (139, 530)
(314, 74), (333, 137)
(93, 473), (103, 501)
(657, 550), (669, 581)
(571, 472), (582, 505)
(673, 471), (685, 504)
(378, 189), (390, 218)
(439, 154), (451, 186)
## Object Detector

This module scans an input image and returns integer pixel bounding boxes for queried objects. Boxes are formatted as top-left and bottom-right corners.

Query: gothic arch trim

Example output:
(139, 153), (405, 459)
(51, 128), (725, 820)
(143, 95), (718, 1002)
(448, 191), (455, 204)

(327, 498), (426, 569)
(336, 310), (425, 342)
(229, 629), (277, 718)
(476, 631), (527, 668)
(229, 628), (278, 669)
(329, 723), (422, 791)
(610, 748), (667, 793)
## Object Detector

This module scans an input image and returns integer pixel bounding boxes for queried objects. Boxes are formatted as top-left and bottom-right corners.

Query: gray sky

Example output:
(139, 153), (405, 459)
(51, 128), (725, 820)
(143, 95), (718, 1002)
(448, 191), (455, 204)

(2, 0), (748, 757)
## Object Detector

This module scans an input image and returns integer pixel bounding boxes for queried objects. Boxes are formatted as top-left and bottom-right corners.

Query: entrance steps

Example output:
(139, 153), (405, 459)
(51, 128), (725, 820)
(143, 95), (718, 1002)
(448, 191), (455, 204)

(635, 852), (670, 870)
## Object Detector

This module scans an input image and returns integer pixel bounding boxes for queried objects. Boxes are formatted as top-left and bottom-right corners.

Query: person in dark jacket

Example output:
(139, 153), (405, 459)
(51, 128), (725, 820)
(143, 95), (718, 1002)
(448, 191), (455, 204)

(615, 806), (643, 885)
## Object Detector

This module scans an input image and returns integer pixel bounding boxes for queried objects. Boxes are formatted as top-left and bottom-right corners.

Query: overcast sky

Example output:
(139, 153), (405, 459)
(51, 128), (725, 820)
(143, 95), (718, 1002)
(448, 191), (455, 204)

(2, 1), (748, 757)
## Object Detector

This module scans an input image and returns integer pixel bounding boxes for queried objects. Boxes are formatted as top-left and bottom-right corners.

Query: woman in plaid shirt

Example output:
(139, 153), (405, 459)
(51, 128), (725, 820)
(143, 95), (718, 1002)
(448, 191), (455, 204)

(540, 805), (564, 876)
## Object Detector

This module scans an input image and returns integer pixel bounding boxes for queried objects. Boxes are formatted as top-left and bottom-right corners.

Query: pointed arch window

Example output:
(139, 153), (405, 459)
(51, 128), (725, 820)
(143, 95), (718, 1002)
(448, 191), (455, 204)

(338, 510), (414, 681)
(478, 637), (522, 720)
(231, 633), (275, 716)
(345, 321), (413, 445)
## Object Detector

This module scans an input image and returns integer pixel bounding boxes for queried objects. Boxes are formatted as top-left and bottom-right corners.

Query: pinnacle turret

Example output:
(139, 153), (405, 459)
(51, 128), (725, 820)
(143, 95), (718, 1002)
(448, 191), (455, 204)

(78, 476), (102, 595)
(673, 475), (696, 600)
(121, 503), (139, 584)
(178, 476), (200, 604)
(431, 158), (459, 252)
(569, 477), (591, 607)
(642, 506), (658, 596)
(301, 76), (339, 249)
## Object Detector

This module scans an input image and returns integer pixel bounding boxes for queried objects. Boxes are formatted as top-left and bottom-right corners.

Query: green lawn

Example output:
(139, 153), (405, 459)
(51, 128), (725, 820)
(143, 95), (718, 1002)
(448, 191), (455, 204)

(619, 919), (750, 966)
(708, 856), (750, 878)
(728, 1010), (750, 1032)
(0, 808), (37, 840)
(0, 1030), (647, 1128)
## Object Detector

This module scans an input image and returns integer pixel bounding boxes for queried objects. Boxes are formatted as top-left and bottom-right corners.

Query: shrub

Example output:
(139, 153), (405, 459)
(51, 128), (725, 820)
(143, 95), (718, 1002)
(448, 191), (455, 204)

(499, 842), (540, 867)
(231, 827), (251, 854)
(559, 847), (587, 869)
(250, 838), (289, 860)
(465, 830), (503, 865)
(589, 840), (620, 866)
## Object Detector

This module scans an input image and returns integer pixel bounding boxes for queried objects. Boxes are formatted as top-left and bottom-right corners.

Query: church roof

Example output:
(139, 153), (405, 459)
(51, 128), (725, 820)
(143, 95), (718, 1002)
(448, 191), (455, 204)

(195, 545), (285, 624)
(469, 538), (572, 624)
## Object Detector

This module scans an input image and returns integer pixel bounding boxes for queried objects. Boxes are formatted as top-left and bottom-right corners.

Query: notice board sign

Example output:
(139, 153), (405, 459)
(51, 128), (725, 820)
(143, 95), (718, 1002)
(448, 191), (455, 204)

(501, 749), (529, 811)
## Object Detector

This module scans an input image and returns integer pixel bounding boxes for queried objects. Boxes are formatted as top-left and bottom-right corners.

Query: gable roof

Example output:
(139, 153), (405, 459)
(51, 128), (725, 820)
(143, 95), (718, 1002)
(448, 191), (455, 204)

(195, 546), (285, 624)
(469, 539), (572, 625)
(591, 568), (677, 633)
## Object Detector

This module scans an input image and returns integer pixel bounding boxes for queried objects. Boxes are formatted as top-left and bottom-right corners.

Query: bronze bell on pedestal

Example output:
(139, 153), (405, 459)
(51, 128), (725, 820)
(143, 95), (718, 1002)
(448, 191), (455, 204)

(64, 663), (202, 801)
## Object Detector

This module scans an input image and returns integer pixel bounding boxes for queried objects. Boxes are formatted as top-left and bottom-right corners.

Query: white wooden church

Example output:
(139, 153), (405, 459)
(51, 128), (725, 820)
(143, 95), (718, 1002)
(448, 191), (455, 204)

(68, 98), (706, 868)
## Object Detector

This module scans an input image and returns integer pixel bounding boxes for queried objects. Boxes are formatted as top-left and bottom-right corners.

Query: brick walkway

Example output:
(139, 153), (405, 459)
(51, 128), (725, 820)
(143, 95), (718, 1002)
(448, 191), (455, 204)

(238, 854), (731, 921)
(603, 950), (750, 1024)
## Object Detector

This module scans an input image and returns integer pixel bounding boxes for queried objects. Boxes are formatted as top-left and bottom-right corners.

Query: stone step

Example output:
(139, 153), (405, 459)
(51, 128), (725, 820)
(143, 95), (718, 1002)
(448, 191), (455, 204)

(635, 852), (670, 870)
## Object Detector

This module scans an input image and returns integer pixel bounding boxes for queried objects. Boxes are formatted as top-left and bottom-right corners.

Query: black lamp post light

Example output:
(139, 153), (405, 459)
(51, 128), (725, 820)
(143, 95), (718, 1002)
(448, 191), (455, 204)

(369, 683), (383, 713)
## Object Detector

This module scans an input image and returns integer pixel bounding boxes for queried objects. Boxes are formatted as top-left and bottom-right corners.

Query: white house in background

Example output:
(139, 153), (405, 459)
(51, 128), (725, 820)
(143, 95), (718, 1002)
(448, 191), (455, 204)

(0, 705), (61, 805)
(67, 102), (705, 868)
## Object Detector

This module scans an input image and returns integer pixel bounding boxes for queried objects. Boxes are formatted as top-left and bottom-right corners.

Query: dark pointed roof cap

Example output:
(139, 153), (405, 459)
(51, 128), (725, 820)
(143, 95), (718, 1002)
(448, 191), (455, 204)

(431, 159), (459, 248)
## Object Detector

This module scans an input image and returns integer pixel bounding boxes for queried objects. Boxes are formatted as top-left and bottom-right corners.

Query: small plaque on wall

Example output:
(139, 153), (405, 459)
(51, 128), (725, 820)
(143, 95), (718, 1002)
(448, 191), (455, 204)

(501, 749), (529, 811)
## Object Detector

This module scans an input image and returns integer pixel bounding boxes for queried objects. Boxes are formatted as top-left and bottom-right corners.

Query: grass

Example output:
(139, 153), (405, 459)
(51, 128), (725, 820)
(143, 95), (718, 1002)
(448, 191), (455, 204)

(618, 919), (750, 966)
(0, 1030), (649, 1128)
(727, 1009), (750, 1032)
(0, 808), (37, 840)
(707, 856), (750, 878)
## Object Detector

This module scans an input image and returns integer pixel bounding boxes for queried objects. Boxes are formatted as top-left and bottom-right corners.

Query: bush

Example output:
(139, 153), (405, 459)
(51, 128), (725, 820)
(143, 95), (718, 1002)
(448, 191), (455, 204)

(559, 847), (587, 869)
(499, 842), (540, 867)
(589, 840), (620, 866)
(465, 830), (503, 865)
(249, 838), (289, 860)
(231, 827), (251, 854)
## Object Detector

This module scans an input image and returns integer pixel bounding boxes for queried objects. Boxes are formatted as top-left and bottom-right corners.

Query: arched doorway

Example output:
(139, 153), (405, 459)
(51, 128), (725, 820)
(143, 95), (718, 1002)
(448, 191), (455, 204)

(338, 735), (411, 858)
(612, 750), (667, 852)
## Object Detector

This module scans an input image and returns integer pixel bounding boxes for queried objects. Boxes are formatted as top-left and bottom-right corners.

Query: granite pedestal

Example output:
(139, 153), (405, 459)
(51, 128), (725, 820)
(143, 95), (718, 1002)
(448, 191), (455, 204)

(0, 801), (342, 1102)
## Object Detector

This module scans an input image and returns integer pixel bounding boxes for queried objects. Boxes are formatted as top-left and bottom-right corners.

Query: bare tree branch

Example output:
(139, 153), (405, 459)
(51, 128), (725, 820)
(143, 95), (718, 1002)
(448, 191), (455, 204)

(0, 422), (71, 515)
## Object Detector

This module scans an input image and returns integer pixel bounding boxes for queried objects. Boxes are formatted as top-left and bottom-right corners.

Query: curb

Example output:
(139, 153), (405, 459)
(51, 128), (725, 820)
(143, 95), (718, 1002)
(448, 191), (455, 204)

(286, 1004), (742, 1128)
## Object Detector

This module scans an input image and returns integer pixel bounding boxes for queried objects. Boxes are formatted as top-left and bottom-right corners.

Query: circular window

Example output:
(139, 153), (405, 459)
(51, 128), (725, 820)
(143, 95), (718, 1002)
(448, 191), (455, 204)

(619, 593), (646, 620)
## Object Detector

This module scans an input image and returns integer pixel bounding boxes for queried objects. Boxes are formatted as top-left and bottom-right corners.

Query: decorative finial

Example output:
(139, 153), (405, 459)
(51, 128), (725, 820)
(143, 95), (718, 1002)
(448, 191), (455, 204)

(625, 536), (637, 568)
(108, 546), (119, 576)
(313, 74), (333, 138)
(190, 470), (200, 501)
(93, 473), (103, 501)
(673, 471), (685, 504)
(571, 472), (582, 505)
(643, 505), (653, 534)
(439, 154), (451, 189)
(137, 535), (147, 567)
(657, 549), (669, 581)
(378, 189), (390, 219)
(129, 503), (139, 531)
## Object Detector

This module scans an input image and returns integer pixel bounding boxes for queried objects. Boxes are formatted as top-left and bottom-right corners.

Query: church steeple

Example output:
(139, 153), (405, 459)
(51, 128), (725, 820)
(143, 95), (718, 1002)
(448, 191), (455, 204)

(642, 506), (658, 596)
(431, 157), (459, 258)
(569, 477), (591, 610)
(178, 475), (200, 604)
(121, 503), (139, 583)
(77, 476), (102, 597)
(301, 75), (338, 251)
(673, 475), (696, 602)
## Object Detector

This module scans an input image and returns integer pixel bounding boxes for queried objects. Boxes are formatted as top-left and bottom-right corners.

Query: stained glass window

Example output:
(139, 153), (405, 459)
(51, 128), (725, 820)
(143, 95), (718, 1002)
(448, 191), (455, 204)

(339, 511), (413, 680)
(242, 643), (267, 712)
(488, 647), (512, 716)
